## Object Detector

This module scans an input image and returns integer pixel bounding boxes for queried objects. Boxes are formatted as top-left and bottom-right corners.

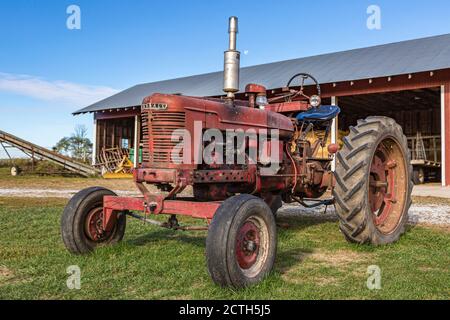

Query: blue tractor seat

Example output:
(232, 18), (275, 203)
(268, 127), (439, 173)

(296, 105), (341, 122)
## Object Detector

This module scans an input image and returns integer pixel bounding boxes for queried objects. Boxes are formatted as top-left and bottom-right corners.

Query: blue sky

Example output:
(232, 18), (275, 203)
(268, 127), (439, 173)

(1, 0), (450, 156)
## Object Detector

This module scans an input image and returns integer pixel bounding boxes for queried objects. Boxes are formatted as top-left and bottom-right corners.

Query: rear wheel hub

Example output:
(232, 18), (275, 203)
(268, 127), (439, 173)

(369, 138), (407, 234)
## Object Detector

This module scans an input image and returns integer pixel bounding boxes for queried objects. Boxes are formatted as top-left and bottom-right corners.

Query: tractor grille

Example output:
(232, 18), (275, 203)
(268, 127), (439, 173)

(142, 110), (186, 165)
(141, 111), (150, 163)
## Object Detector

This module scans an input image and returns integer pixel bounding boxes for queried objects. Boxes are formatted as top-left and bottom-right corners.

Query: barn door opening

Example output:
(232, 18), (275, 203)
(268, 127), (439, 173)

(337, 87), (442, 185)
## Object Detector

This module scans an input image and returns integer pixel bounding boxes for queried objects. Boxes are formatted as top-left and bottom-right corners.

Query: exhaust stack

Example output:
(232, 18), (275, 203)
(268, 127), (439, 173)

(223, 16), (240, 101)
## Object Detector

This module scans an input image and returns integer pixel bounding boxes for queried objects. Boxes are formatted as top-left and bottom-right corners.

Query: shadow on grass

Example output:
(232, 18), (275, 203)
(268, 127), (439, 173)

(127, 228), (206, 248)
(274, 217), (332, 274)
(127, 215), (331, 247)
(125, 215), (333, 276)
(277, 214), (335, 227)
(275, 247), (315, 274)
(403, 224), (419, 232)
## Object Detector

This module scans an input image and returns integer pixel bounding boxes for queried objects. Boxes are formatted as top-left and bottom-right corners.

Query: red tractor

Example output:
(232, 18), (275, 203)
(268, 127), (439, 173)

(61, 17), (412, 288)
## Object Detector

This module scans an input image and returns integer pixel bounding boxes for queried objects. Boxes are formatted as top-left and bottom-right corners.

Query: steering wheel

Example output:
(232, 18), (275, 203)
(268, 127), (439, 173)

(287, 73), (321, 97)
(268, 73), (322, 107)
(286, 73), (321, 103)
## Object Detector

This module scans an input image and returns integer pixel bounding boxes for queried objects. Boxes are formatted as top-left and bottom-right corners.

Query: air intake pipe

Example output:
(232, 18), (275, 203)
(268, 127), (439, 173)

(223, 16), (240, 102)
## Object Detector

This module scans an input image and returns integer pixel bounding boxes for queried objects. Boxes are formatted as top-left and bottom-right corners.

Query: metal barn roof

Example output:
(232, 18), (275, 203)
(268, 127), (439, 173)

(74, 33), (450, 115)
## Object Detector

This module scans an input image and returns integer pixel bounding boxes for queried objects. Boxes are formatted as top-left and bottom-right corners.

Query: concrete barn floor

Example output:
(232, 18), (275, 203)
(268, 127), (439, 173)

(412, 184), (450, 199)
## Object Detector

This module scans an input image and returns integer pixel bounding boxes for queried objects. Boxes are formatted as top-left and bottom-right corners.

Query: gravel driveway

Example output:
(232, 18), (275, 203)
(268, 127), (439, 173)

(279, 203), (450, 226)
(1, 187), (449, 226)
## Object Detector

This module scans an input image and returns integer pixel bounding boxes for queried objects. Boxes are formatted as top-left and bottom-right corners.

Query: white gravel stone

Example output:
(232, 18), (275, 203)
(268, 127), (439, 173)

(1, 188), (449, 226)
(279, 203), (450, 226)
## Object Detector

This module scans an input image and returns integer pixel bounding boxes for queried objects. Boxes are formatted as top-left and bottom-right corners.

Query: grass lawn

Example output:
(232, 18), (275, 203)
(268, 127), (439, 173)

(0, 196), (449, 300)
(0, 167), (136, 191)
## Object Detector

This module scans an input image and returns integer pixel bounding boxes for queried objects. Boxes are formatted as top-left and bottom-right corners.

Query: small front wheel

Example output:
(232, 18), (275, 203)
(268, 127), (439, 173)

(61, 187), (126, 255)
(206, 194), (277, 288)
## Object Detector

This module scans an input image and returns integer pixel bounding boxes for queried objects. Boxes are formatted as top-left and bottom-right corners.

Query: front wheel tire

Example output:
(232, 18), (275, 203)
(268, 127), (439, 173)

(206, 194), (277, 288)
(61, 187), (126, 255)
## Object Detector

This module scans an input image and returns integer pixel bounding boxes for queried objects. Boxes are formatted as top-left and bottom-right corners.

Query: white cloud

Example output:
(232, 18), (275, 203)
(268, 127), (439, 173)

(0, 72), (119, 106)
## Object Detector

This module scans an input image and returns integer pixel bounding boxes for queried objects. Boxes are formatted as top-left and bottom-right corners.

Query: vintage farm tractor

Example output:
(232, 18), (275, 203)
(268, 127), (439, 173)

(61, 17), (412, 288)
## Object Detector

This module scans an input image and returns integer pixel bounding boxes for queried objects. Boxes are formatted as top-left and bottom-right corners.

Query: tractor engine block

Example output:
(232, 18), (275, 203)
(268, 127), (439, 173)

(137, 94), (332, 202)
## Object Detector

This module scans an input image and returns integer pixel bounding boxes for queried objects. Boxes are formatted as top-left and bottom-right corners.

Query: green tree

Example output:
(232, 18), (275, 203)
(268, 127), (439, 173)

(53, 125), (92, 163)
(53, 137), (71, 154)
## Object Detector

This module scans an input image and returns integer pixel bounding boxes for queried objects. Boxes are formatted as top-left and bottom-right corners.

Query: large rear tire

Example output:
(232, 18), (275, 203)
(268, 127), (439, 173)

(333, 117), (413, 245)
(61, 187), (126, 255)
(206, 194), (277, 288)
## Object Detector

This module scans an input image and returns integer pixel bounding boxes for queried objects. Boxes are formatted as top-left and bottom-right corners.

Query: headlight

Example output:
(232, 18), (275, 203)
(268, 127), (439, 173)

(256, 94), (268, 108)
(310, 95), (321, 108)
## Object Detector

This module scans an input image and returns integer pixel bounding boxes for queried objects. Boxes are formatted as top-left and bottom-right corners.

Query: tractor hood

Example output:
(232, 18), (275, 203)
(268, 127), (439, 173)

(142, 93), (294, 139)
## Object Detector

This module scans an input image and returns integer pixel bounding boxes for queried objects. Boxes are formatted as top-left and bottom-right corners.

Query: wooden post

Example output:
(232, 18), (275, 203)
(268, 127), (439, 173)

(442, 84), (450, 186)
(133, 115), (140, 168)
(432, 136), (437, 163)
(111, 122), (116, 149)
(31, 149), (35, 172)
(331, 96), (339, 172)
(92, 118), (97, 166)
(103, 121), (107, 151)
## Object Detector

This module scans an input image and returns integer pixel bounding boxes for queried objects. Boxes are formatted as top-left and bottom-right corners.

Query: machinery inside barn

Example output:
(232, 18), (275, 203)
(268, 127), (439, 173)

(337, 88), (442, 184)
